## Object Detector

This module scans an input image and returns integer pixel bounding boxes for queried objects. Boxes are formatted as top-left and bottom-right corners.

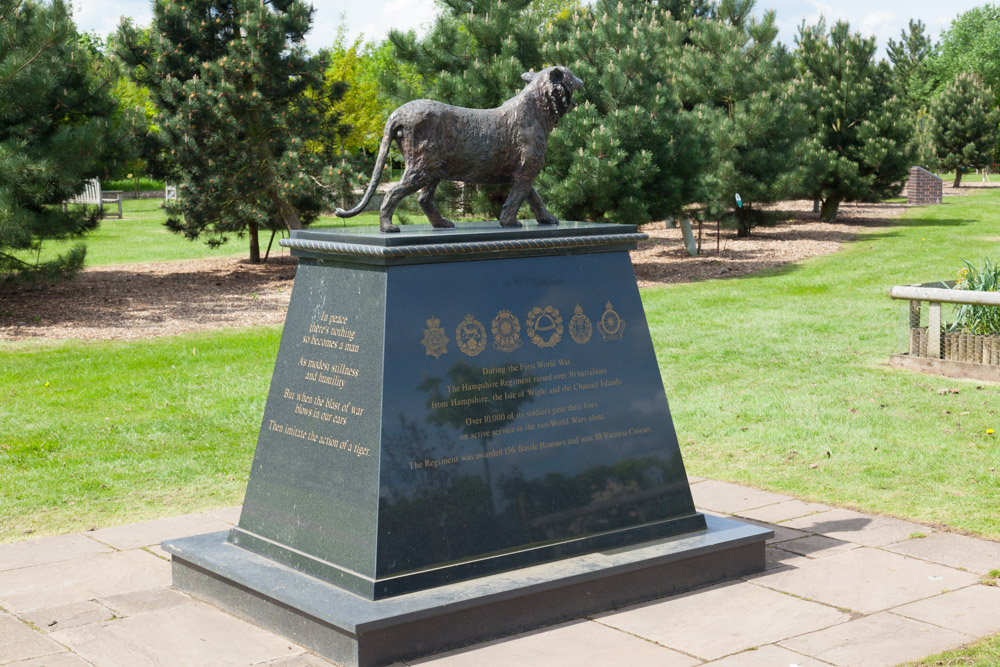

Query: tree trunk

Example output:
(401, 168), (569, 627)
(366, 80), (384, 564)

(819, 197), (841, 222)
(735, 207), (751, 238)
(249, 222), (261, 264)
(813, 199), (821, 214)
(953, 170), (963, 188)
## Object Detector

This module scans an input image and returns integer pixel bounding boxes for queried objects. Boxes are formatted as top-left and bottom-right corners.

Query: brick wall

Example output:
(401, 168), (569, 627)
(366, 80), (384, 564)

(906, 166), (942, 205)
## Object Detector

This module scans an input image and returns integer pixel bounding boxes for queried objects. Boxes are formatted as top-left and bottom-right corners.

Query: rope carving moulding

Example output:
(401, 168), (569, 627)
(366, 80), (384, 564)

(279, 233), (649, 263)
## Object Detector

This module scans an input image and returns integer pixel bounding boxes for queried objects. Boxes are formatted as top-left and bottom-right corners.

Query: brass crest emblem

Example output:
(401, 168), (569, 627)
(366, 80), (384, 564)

(456, 313), (487, 357)
(421, 316), (449, 358)
(568, 304), (592, 344)
(598, 301), (625, 341)
(491, 310), (522, 352)
(526, 305), (563, 348)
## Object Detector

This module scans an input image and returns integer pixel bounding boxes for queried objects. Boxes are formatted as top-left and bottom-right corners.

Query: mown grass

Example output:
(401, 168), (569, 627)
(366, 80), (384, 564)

(1, 190), (999, 543)
(0, 328), (280, 539)
(645, 190), (1000, 538)
(903, 632), (1000, 665)
(16, 199), (382, 267)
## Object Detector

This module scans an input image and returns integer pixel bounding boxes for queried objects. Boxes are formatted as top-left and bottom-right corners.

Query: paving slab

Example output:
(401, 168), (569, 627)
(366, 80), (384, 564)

(0, 613), (64, 664)
(737, 499), (832, 524)
(50, 601), (303, 666)
(205, 505), (243, 525)
(884, 531), (1000, 575)
(892, 585), (1000, 637)
(690, 480), (791, 514)
(0, 534), (111, 572)
(85, 513), (232, 551)
(757, 547), (980, 614)
(782, 508), (929, 547)
(779, 611), (971, 667)
(410, 619), (699, 666)
(704, 644), (830, 666)
(97, 587), (190, 618)
(777, 535), (859, 559)
(736, 517), (810, 544)
(264, 655), (339, 666)
(21, 600), (114, 634)
(0, 549), (170, 614)
(594, 580), (849, 661)
(761, 546), (812, 572)
(2, 653), (93, 666)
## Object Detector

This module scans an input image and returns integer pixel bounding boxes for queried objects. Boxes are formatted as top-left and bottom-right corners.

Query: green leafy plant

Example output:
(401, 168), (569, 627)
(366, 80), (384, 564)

(949, 258), (1000, 335)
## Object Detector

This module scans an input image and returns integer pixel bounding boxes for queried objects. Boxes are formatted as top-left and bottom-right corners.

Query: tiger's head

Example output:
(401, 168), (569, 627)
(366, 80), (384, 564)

(521, 66), (584, 125)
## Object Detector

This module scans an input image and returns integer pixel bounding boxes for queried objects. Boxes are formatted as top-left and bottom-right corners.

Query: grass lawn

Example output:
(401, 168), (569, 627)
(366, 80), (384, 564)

(645, 189), (1000, 538)
(906, 632), (1000, 666)
(1, 190), (999, 543)
(14, 198), (383, 267)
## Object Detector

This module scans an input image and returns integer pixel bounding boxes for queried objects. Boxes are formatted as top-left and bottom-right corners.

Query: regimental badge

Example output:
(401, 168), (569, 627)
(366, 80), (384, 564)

(421, 316), (449, 358)
(568, 303), (593, 344)
(526, 305), (563, 348)
(598, 301), (625, 341)
(491, 310), (522, 352)
(456, 313), (487, 357)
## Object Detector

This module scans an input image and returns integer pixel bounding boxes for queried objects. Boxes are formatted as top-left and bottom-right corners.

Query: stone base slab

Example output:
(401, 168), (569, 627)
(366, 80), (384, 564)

(163, 515), (770, 667)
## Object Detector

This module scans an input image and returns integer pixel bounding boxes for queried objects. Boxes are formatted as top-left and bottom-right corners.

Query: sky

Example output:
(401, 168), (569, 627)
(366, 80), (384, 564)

(72, 0), (988, 57)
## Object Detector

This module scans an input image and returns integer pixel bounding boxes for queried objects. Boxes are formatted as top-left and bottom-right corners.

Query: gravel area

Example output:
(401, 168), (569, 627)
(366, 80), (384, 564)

(0, 198), (907, 341)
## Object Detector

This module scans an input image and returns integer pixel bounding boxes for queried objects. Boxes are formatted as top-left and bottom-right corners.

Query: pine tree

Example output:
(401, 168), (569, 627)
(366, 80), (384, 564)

(0, 0), (122, 280)
(389, 0), (542, 109)
(887, 19), (936, 112)
(680, 0), (809, 237)
(539, 0), (705, 224)
(796, 20), (913, 222)
(116, 0), (348, 263)
(929, 73), (1000, 187)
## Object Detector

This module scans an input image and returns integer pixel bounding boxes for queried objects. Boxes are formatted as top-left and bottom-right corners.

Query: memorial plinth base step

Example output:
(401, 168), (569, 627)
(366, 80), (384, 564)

(164, 514), (770, 667)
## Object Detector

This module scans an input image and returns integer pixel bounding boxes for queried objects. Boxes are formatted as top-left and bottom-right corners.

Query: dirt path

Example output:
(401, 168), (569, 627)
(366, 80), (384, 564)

(0, 199), (906, 341)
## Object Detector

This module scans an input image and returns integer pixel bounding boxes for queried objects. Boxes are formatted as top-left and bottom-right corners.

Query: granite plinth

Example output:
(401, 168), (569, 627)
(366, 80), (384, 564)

(164, 514), (771, 667)
(228, 222), (715, 600)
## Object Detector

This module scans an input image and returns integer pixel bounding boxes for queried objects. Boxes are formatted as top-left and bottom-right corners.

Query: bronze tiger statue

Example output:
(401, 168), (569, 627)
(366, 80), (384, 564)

(335, 65), (583, 233)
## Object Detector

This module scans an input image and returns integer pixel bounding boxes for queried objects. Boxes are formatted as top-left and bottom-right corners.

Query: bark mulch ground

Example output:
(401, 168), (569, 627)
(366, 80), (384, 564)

(0, 199), (908, 341)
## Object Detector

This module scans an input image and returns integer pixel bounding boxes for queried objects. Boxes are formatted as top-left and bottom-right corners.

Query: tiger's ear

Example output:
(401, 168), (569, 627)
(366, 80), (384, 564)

(521, 71), (536, 83)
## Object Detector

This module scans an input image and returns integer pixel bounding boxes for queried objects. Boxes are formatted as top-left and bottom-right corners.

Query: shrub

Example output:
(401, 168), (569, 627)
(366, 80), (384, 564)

(949, 258), (1000, 334)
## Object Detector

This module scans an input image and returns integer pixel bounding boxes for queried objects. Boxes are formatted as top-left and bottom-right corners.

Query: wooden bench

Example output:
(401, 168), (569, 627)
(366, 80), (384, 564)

(62, 179), (123, 218)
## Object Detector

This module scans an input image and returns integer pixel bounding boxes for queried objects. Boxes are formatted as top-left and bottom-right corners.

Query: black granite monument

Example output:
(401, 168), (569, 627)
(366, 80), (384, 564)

(163, 221), (770, 666)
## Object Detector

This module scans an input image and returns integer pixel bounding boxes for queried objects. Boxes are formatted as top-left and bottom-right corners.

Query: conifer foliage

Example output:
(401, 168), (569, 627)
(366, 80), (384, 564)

(681, 0), (809, 237)
(795, 20), (912, 221)
(929, 73), (1000, 187)
(389, 0), (542, 109)
(540, 0), (704, 224)
(0, 0), (121, 280)
(117, 0), (343, 263)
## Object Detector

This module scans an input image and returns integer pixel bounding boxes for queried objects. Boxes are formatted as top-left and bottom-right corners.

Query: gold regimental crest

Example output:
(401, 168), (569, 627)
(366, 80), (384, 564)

(421, 316), (449, 358)
(491, 310), (522, 352)
(598, 301), (625, 341)
(568, 303), (592, 344)
(526, 305), (563, 348)
(456, 313), (487, 357)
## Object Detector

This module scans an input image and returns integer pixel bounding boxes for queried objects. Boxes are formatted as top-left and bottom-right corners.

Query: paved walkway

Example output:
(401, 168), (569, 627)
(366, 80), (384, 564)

(2, 478), (1000, 667)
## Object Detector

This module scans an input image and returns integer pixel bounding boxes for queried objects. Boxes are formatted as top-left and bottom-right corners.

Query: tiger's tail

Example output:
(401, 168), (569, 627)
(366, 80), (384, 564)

(334, 117), (398, 218)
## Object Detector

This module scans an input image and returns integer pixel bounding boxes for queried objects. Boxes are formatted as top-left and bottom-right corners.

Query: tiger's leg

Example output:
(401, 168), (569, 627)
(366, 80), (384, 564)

(418, 180), (455, 229)
(527, 187), (558, 225)
(498, 180), (532, 227)
(379, 168), (426, 233)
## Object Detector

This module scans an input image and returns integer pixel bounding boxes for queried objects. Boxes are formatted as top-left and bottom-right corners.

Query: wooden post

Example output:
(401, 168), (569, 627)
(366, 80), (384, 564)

(927, 302), (941, 358)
